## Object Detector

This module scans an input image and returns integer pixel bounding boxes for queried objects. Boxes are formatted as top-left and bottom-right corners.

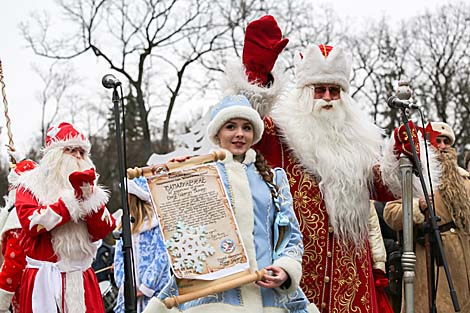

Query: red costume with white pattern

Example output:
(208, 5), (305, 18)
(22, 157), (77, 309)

(15, 122), (115, 313)
(0, 159), (38, 313)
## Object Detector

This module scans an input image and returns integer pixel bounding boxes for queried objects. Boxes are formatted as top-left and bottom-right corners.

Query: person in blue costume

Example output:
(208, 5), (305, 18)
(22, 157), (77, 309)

(144, 95), (317, 313)
(114, 177), (170, 313)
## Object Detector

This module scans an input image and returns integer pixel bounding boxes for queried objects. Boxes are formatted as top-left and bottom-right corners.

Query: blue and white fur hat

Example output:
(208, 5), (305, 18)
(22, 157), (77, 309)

(126, 176), (151, 203)
(207, 95), (264, 145)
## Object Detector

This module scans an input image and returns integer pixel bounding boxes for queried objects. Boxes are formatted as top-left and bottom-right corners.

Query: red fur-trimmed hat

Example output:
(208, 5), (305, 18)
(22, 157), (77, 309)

(8, 159), (38, 186)
(44, 122), (91, 153)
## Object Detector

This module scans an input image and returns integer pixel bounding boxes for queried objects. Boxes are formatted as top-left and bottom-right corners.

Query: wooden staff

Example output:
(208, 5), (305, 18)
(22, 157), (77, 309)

(0, 59), (17, 165)
(127, 150), (226, 179)
(163, 269), (267, 309)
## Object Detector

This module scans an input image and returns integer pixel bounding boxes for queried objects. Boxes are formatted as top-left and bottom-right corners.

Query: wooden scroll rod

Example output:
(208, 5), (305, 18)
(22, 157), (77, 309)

(163, 269), (267, 309)
(127, 150), (226, 179)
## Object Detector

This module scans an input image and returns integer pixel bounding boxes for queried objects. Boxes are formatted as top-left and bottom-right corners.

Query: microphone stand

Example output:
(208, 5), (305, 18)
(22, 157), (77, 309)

(397, 108), (460, 313)
(110, 86), (137, 313)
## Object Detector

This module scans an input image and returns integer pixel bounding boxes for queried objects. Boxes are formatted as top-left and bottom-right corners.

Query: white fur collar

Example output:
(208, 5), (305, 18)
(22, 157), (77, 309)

(219, 148), (256, 166)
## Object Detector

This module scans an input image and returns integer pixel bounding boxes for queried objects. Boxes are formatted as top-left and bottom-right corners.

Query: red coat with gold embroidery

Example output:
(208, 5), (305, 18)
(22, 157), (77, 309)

(254, 117), (395, 313)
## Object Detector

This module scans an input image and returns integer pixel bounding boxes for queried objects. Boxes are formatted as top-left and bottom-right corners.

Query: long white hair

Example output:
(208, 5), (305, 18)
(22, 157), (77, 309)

(38, 147), (97, 266)
(39, 147), (95, 195)
(272, 87), (384, 247)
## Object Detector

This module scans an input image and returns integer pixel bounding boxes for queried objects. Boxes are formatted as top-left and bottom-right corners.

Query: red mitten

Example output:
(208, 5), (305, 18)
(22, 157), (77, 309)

(242, 15), (289, 86)
(393, 120), (420, 161)
(373, 268), (394, 313)
(69, 168), (96, 200)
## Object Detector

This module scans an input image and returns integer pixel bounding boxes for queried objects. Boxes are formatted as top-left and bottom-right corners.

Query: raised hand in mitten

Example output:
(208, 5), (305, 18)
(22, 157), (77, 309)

(69, 168), (96, 200)
(393, 120), (420, 162)
(243, 15), (289, 86)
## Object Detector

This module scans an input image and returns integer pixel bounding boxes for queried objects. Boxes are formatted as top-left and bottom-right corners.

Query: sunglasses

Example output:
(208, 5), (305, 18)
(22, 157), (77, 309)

(436, 137), (451, 145)
(312, 86), (341, 97)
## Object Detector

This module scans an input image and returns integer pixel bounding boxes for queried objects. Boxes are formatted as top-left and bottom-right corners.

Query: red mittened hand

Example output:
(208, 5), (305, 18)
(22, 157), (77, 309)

(373, 268), (388, 289)
(393, 120), (420, 161)
(373, 268), (394, 313)
(69, 168), (96, 200)
(242, 15), (289, 86)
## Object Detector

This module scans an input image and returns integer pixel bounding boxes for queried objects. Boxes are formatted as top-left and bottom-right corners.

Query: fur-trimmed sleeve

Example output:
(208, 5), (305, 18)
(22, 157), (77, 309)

(380, 132), (440, 199)
(84, 205), (115, 242)
(368, 202), (386, 272)
(15, 187), (77, 235)
(221, 61), (287, 117)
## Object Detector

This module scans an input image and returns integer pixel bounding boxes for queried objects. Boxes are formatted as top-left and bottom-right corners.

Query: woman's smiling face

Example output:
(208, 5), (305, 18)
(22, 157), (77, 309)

(216, 118), (254, 157)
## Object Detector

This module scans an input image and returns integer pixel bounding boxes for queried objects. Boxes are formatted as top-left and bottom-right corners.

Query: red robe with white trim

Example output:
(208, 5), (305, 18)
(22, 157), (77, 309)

(254, 117), (395, 313)
(0, 228), (25, 313)
(15, 186), (115, 313)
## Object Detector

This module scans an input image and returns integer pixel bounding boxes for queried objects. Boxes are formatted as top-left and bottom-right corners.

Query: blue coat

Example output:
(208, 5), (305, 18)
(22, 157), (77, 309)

(154, 149), (309, 313)
(114, 218), (170, 313)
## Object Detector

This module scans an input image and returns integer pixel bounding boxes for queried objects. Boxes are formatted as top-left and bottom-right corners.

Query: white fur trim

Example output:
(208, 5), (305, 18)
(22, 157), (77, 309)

(178, 303), (286, 313)
(380, 131), (441, 199)
(126, 178), (151, 203)
(273, 256), (302, 294)
(142, 297), (181, 313)
(139, 284), (154, 298)
(79, 186), (109, 217)
(207, 102), (264, 145)
(295, 46), (351, 92)
(61, 190), (82, 222)
(221, 151), (263, 312)
(64, 270), (86, 313)
(43, 135), (91, 154)
(368, 204), (387, 272)
(222, 61), (287, 117)
(0, 288), (14, 312)
(1, 208), (21, 240)
(308, 303), (320, 313)
(7, 170), (20, 186)
(457, 166), (469, 178)
(29, 205), (63, 232)
(430, 122), (455, 145)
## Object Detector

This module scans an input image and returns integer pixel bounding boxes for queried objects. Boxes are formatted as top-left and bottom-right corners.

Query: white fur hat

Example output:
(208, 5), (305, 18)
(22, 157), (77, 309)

(431, 122), (455, 145)
(127, 177), (151, 203)
(207, 95), (264, 145)
(295, 44), (351, 92)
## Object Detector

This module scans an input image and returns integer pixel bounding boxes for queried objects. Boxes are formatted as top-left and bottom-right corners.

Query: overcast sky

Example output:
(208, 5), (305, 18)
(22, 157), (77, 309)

(0, 0), (452, 156)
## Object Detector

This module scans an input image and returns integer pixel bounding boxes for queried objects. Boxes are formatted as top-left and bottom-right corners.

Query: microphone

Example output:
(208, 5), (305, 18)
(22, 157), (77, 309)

(387, 96), (420, 110)
(102, 74), (122, 89)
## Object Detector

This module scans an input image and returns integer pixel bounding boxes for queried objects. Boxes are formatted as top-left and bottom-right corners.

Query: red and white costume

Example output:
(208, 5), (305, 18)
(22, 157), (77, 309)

(0, 159), (38, 313)
(0, 207), (25, 313)
(15, 123), (116, 313)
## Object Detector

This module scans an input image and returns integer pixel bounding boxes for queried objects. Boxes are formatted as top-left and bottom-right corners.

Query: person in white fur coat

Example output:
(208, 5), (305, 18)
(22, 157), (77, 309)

(15, 122), (116, 313)
(144, 95), (316, 312)
(0, 158), (37, 313)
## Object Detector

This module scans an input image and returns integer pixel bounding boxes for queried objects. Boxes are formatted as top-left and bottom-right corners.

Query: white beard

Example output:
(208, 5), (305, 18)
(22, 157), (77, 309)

(272, 87), (384, 246)
(40, 148), (95, 194)
(29, 148), (98, 266)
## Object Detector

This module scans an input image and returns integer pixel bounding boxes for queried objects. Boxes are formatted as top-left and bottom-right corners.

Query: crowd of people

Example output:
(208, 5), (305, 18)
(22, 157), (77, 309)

(0, 14), (469, 313)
